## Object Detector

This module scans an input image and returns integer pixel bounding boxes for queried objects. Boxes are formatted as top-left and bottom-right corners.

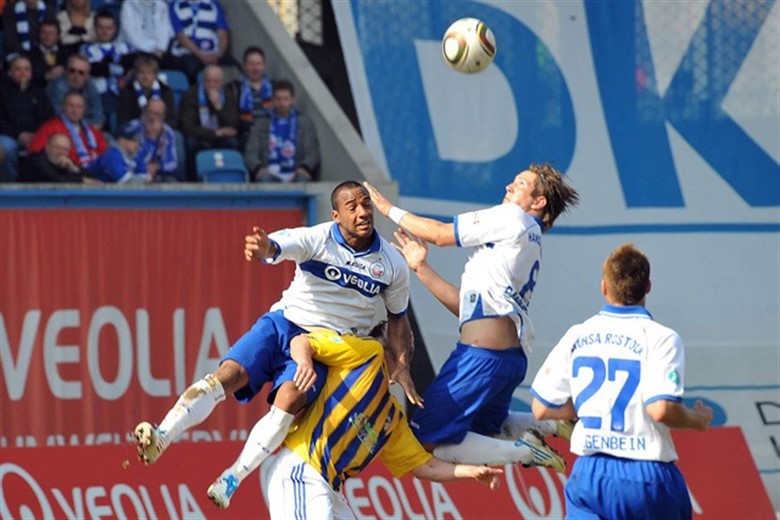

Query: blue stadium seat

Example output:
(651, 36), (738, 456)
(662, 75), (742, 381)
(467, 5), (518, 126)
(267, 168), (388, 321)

(158, 69), (190, 107)
(196, 149), (248, 183)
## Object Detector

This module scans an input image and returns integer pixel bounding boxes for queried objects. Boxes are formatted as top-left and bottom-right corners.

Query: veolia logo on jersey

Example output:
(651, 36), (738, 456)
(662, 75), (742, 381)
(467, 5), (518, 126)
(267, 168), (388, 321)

(325, 266), (342, 281)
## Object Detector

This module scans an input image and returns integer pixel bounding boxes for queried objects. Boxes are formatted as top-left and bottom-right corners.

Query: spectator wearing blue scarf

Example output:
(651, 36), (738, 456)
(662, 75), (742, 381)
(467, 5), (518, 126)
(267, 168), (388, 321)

(2, 0), (55, 60)
(244, 79), (320, 183)
(226, 46), (273, 152)
(178, 64), (238, 181)
(128, 98), (180, 182)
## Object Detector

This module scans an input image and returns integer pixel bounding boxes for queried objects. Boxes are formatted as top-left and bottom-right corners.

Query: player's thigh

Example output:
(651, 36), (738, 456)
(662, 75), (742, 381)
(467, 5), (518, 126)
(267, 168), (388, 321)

(412, 343), (526, 443)
(223, 310), (305, 402)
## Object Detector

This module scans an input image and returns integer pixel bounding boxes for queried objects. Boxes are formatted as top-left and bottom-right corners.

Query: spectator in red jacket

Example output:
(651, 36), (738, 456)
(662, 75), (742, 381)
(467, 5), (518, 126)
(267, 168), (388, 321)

(29, 88), (107, 168)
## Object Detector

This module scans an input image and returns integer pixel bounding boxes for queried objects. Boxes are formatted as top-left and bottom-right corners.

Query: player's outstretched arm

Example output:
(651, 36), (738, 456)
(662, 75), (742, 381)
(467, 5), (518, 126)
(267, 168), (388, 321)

(364, 182), (456, 247)
(244, 226), (277, 262)
(646, 399), (713, 431)
(394, 229), (460, 316)
(411, 458), (503, 490)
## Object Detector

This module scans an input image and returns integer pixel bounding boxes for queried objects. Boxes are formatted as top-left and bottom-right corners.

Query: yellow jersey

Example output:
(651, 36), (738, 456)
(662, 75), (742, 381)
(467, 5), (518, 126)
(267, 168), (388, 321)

(285, 329), (432, 491)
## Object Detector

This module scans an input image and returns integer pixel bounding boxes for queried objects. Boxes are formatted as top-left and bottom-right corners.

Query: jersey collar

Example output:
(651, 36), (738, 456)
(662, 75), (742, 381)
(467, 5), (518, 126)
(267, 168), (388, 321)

(599, 304), (653, 319)
(330, 222), (381, 256)
(530, 215), (544, 230)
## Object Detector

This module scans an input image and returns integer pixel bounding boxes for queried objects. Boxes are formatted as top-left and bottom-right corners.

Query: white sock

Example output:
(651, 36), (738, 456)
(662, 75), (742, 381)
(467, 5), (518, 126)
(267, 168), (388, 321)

(227, 406), (295, 481)
(432, 431), (534, 466)
(497, 411), (556, 439)
(157, 374), (226, 449)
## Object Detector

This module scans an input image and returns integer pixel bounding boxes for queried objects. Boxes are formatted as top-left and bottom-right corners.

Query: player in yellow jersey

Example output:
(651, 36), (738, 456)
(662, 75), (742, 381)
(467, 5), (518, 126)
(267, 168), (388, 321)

(217, 326), (503, 516)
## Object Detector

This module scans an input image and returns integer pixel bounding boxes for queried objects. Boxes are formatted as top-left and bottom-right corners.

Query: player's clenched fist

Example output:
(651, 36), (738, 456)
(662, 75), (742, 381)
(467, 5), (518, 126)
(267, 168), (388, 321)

(245, 226), (274, 262)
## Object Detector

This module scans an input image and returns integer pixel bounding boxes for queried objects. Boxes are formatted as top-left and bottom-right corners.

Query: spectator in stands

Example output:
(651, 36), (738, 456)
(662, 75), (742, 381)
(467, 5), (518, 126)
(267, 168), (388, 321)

(29, 88), (107, 168)
(88, 120), (151, 183)
(0, 53), (54, 181)
(179, 64), (237, 181)
(119, 0), (173, 61)
(18, 131), (98, 182)
(245, 79), (320, 183)
(117, 53), (177, 129)
(226, 45), (272, 152)
(165, 0), (230, 84)
(2, 0), (56, 60)
(28, 18), (70, 87)
(125, 98), (180, 182)
(80, 9), (134, 118)
(57, 0), (94, 54)
(47, 53), (104, 127)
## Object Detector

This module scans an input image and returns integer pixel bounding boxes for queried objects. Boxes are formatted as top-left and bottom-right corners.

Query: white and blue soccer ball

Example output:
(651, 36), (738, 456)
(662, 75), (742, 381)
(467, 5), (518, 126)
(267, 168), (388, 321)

(441, 17), (497, 74)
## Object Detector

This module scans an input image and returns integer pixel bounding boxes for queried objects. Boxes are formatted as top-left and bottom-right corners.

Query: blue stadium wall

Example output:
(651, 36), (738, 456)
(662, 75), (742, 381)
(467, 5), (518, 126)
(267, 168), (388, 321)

(333, 0), (780, 510)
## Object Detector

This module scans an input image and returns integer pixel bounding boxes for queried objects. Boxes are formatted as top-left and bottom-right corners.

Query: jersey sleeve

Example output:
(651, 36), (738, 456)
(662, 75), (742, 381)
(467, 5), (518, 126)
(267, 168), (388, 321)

(642, 330), (685, 405)
(379, 408), (433, 477)
(530, 326), (578, 408)
(266, 225), (322, 265)
(381, 248), (410, 316)
(453, 204), (526, 248)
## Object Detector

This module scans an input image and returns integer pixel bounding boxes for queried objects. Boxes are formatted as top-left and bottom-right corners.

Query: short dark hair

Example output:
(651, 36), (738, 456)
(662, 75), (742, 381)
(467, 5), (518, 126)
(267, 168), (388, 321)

(331, 180), (365, 210)
(95, 9), (116, 24)
(272, 79), (295, 97)
(40, 17), (60, 33)
(602, 243), (651, 305)
(243, 46), (266, 62)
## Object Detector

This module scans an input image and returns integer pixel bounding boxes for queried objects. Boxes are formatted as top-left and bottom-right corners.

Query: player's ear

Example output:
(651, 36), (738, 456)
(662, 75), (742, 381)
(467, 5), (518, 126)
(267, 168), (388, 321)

(601, 278), (608, 297)
(646, 280), (652, 296)
(331, 209), (340, 223)
(531, 194), (547, 211)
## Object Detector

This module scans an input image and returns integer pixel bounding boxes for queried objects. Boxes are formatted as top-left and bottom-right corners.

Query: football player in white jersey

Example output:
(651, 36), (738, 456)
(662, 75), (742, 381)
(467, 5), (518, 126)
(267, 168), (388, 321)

(132, 181), (422, 508)
(364, 163), (579, 471)
(530, 243), (713, 518)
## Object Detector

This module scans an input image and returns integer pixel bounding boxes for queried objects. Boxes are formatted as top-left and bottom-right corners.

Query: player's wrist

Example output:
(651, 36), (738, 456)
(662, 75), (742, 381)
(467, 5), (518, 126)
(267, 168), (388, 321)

(388, 206), (409, 225)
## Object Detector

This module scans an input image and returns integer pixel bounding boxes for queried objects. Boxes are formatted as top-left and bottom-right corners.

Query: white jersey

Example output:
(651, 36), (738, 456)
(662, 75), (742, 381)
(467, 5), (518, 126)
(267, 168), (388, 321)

(266, 222), (409, 336)
(454, 203), (544, 350)
(530, 305), (686, 462)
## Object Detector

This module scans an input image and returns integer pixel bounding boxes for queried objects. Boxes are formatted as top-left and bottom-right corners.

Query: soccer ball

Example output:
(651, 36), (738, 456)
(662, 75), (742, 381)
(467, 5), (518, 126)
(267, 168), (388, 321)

(441, 17), (497, 74)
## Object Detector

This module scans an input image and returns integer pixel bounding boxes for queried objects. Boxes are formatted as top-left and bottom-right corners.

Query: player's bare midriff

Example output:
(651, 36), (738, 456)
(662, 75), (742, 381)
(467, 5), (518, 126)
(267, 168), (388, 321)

(460, 316), (520, 350)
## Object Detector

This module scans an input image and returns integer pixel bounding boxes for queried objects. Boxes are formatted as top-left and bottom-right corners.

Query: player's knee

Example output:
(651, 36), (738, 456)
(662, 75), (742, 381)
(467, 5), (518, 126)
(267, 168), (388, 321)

(273, 381), (307, 414)
(213, 360), (248, 394)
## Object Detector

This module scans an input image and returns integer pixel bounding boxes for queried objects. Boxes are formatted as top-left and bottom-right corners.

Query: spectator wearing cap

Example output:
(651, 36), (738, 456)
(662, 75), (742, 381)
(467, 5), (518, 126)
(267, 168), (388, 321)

(0, 53), (54, 182)
(88, 120), (150, 183)
(46, 53), (104, 127)
(2, 0), (56, 60)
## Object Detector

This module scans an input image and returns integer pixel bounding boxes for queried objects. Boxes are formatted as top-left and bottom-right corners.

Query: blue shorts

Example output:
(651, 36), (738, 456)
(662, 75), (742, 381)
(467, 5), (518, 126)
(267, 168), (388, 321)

(565, 454), (692, 519)
(410, 342), (527, 445)
(221, 310), (327, 404)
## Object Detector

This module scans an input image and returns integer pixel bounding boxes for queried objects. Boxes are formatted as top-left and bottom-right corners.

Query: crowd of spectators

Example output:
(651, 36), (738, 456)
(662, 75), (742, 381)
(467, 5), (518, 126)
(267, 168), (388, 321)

(0, 0), (320, 184)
